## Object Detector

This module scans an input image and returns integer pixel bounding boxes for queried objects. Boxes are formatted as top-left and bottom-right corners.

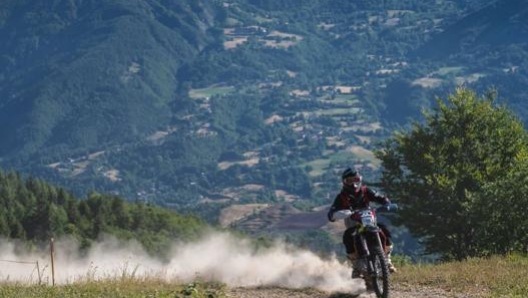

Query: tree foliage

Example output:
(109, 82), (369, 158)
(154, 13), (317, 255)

(0, 170), (208, 257)
(376, 88), (528, 260)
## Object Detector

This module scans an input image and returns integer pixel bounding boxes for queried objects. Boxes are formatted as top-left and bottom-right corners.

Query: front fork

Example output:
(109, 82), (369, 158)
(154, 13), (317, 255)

(359, 234), (370, 258)
(356, 234), (370, 276)
(359, 233), (384, 276)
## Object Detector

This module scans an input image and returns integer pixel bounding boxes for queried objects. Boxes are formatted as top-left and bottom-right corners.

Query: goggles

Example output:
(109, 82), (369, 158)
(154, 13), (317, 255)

(343, 176), (361, 185)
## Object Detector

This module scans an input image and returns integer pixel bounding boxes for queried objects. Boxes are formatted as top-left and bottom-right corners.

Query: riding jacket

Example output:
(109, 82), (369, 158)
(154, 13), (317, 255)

(327, 185), (390, 228)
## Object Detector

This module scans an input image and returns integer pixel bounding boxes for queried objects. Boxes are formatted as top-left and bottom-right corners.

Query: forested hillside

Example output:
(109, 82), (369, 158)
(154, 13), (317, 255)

(1, 0), (528, 257)
(0, 0), (221, 159)
(0, 170), (207, 257)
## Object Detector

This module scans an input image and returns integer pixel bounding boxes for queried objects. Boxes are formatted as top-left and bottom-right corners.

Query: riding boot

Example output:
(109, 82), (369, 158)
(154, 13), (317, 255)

(347, 253), (363, 278)
(352, 259), (366, 278)
(385, 245), (397, 273)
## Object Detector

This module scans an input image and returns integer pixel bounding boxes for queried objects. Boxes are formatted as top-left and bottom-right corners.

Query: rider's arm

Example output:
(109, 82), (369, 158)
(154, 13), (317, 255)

(327, 193), (345, 222)
(366, 187), (390, 205)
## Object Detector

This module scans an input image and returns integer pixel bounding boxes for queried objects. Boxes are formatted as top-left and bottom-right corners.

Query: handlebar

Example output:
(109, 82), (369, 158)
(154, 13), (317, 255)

(376, 203), (399, 213)
(331, 203), (398, 221)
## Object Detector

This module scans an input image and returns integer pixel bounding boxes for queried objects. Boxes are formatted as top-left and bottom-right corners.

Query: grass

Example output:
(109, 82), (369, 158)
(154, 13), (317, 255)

(188, 86), (235, 99)
(4, 255), (527, 297)
(434, 66), (464, 76)
(0, 279), (227, 298)
(315, 108), (361, 116)
(304, 145), (379, 177)
(315, 94), (358, 105)
(392, 253), (528, 298)
(304, 158), (332, 177)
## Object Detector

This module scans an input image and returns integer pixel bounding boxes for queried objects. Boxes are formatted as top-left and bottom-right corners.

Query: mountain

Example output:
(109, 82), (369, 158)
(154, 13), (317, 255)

(404, 0), (528, 128)
(0, 0), (222, 159)
(2, 0), (526, 257)
(416, 0), (528, 59)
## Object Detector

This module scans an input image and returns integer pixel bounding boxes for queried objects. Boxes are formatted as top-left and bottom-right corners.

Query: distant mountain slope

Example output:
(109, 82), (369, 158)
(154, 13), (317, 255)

(416, 0), (528, 59)
(0, 0), (510, 258)
(0, 0), (222, 159)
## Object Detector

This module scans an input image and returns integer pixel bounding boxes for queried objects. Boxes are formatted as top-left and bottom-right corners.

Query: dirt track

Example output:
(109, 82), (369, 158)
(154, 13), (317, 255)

(227, 284), (482, 298)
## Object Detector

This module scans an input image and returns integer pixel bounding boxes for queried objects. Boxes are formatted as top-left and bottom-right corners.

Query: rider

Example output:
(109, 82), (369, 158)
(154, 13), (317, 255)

(327, 168), (397, 278)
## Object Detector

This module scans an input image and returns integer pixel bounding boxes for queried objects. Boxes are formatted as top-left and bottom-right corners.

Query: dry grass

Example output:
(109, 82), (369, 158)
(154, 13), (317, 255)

(188, 86), (234, 99)
(0, 278), (227, 298)
(393, 254), (528, 297)
(218, 203), (269, 227)
(4, 255), (526, 297)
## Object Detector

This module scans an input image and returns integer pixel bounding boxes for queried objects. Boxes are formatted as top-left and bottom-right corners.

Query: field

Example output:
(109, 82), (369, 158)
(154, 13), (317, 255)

(393, 253), (528, 297)
(188, 86), (235, 99)
(3, 253), (527, 297)
(0, 279), (226, 298)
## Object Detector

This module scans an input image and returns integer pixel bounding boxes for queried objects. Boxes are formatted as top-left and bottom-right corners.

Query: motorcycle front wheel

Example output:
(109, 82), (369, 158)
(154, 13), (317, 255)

(367, 245), (390, 298)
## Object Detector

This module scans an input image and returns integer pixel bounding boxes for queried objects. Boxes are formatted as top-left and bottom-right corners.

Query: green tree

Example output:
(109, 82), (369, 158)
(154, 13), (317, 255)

(474, 153), (528, 255)
(376, 88), (528, 260)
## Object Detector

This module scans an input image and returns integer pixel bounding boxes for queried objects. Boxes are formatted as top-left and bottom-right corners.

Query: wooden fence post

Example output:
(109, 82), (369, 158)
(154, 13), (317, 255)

(36, 260), (41, 285)
(50, 237), (55, 286)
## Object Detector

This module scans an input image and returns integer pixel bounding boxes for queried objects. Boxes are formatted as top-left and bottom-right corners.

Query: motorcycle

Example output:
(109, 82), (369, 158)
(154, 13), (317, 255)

(333, 203), (398, 298)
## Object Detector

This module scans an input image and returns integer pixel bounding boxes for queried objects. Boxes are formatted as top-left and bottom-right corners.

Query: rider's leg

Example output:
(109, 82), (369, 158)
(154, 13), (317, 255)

(385, 244), (397, 273)
(379, 223), (397, 273)
(351, 258), (365, 278)
(343, 228), (363, 278)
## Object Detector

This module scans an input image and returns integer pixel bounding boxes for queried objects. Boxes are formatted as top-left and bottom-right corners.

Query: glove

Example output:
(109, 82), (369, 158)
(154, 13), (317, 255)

(382, 203), (399, 212)
(327, 210), (335, 222)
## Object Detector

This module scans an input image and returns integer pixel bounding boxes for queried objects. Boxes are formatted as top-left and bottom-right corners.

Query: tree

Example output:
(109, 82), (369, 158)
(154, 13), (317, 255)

(376, 88), (528, 260)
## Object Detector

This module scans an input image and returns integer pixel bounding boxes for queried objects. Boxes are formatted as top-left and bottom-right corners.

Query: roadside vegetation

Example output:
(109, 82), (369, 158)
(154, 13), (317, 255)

(2, 254), (527, 297)
(0, 279), (227, 298)
(393, 253), (528, 297)
(378, 88), (528, 260)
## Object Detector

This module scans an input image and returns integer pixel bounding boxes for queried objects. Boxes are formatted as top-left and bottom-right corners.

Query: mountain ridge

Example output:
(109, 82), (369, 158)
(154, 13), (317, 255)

(1, 0), (525, 259)
(416, 0), (528, 59)
(0, 0), (221, 159)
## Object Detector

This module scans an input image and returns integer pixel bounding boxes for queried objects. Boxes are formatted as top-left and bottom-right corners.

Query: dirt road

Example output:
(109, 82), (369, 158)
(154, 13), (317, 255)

(227, 284), (480, 298)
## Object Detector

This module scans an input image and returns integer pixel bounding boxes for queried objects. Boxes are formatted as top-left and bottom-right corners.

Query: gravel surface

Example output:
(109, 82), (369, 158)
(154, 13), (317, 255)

(226, 284), (483, 298)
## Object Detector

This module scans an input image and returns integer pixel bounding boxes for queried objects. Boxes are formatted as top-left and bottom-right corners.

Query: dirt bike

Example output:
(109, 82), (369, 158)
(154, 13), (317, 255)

(334, 203), (397, 298)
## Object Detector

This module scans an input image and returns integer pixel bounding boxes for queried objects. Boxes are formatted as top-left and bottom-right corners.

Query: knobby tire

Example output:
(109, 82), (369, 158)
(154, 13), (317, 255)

(369, 245), (390, 298)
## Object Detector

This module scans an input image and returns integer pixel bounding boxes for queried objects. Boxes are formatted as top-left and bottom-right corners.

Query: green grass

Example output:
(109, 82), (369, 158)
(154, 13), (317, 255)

(304, 147), (377, 177)
(304, 158), (332, 176)
(3, 255), (527, 297)
(188, 86), (235, 99)
(315, 94), (358, 105)
(304, 150), (355, 175)
(0, 279), (226, 298)
(434, 66), (464, 76)
(393, 253), (528, 298)
(225, 17), (240, 26)
(314, 108), (360, 116)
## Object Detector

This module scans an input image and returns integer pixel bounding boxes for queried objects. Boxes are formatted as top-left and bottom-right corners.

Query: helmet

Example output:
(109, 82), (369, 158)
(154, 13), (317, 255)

(342, 168), (362, 189)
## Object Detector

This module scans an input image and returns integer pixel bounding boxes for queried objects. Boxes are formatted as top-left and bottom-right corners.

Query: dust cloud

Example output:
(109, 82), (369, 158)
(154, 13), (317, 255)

(0, 232), (361, 292)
